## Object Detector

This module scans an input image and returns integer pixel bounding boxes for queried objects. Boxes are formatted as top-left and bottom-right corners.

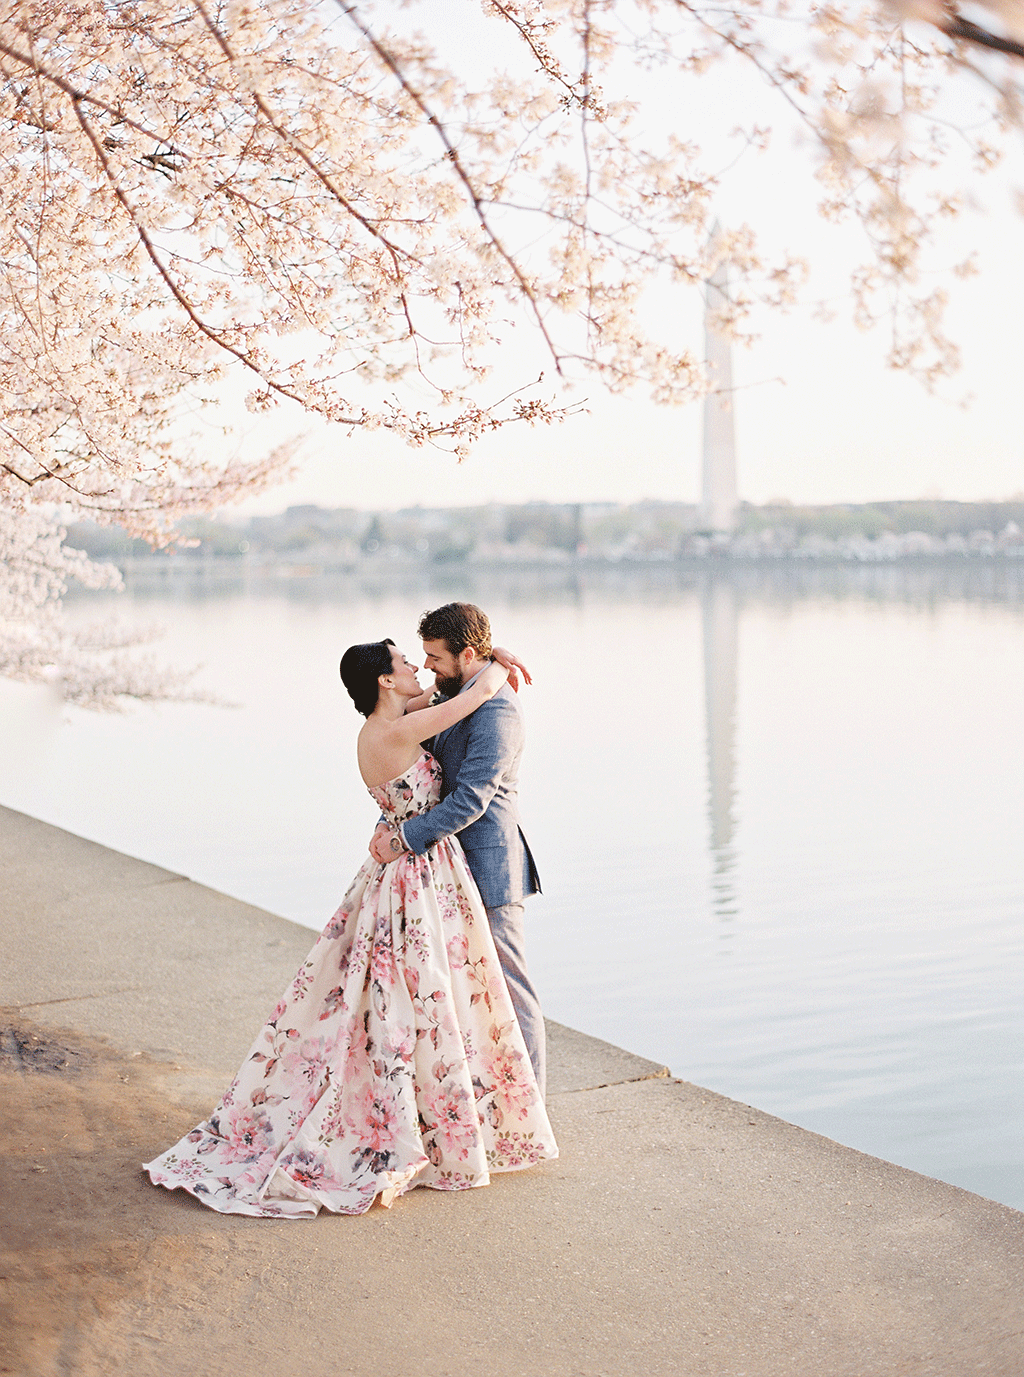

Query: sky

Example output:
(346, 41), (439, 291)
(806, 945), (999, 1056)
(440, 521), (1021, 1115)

(222, 8), (1024, 517)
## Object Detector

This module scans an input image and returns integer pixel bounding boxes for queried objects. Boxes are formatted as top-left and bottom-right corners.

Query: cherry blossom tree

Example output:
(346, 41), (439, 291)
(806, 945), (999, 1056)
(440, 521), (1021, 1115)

(1, 0), (1021, 704)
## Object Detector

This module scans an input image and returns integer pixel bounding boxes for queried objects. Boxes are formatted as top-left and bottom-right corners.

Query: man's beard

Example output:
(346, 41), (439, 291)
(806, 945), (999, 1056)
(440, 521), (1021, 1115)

(434, 673), (463, 698)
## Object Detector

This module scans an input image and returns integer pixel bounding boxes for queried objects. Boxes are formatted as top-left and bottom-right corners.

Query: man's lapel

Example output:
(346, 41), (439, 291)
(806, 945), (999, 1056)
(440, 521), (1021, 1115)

(430, 697), (458, 757)
(432, 716), (458, 755)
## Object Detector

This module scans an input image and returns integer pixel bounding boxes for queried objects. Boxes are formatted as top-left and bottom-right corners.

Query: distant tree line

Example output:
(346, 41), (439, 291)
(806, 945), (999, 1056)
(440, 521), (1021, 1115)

(66, 498), (1024, 568)
(744, 500), (1024, 542)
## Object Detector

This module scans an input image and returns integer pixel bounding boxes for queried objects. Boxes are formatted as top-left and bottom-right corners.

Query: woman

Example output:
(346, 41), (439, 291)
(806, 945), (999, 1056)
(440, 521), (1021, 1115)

(144, 639), (557, 1217)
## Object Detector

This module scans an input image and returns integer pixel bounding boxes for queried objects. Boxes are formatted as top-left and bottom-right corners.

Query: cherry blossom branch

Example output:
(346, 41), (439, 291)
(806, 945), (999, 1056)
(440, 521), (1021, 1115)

(337, 0), (567, 377)
(481, 0), (582, 103)
(70, 94), (364, 421)
(942, 13), (1024, 60)
(0, 37), (185, 150)
(191, 0), (412, 267)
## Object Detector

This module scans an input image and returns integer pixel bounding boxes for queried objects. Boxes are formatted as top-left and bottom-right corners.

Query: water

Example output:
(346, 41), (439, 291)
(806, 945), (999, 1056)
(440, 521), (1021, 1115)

(2, 561), (1022, 1209)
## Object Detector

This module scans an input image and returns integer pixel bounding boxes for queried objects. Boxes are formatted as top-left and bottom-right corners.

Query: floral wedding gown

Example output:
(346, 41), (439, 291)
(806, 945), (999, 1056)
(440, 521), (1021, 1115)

(144, 751), (557, 1217)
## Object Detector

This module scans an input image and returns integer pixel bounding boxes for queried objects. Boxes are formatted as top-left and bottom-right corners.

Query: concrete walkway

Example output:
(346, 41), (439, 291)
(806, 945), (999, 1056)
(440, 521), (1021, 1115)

(2, 803), (1023, 1377)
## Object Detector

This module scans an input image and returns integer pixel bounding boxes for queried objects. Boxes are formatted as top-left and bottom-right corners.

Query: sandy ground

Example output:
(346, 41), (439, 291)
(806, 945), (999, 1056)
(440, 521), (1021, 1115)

(7, 1010), (1024, 1377)
(0, 1018), (215, 1377)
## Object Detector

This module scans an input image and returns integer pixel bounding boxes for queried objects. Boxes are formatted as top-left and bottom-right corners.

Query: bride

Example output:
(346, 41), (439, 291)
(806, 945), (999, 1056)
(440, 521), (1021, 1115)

(144, 637), (557, 1217)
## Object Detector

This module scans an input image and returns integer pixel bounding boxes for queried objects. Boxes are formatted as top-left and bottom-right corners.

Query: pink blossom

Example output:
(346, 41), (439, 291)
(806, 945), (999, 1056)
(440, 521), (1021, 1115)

(382, 1029), (417, 1064)
(425, 1083), (476, 1160)
(280, 1035), (331, 1086)
(484, 1046), (536, 1120)
(351, 1082), (398, 1153)
(446, 933), (469, 969)
(219, 1104), (273, 1162)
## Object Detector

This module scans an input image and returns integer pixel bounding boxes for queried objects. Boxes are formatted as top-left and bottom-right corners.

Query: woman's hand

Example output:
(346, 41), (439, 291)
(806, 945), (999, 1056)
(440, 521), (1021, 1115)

(492, 646), (532, 693)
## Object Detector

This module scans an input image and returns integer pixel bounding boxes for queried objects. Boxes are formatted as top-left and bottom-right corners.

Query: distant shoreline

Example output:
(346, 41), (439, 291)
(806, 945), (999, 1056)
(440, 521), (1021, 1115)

(82, 546), (1024, 577)
(66, 496), (1024, 571)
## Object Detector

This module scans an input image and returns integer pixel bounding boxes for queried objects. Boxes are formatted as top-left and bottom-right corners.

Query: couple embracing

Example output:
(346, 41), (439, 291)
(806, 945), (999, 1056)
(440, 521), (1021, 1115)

(145, 602), (557, 1217)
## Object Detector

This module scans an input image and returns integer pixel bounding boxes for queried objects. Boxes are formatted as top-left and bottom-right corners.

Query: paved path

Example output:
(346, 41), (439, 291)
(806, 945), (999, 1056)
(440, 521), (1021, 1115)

(2, 803), (1023, 1376)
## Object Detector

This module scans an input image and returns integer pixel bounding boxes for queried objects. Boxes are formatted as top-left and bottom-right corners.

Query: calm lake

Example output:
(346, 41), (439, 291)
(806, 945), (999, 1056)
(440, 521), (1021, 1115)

(2, 560), (1022, 1209)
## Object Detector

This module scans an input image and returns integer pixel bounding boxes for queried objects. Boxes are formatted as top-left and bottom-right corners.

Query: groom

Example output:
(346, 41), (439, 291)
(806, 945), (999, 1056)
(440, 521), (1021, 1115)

(369, 601), (546, 1098)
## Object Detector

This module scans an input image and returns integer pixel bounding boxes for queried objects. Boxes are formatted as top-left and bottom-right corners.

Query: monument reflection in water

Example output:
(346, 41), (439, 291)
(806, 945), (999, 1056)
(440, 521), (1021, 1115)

(701, 576), (740, 924)
(698, 231), (742, 926)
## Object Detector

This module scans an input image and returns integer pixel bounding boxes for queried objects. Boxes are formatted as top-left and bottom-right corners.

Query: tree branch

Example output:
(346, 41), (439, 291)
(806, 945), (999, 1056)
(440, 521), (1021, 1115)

(69, 94), (365, 422)
(337, 0), (567, 377)
(941, 13), (1024, 61)
(0, 36), (184, 150)
(190, 0), (413, 268)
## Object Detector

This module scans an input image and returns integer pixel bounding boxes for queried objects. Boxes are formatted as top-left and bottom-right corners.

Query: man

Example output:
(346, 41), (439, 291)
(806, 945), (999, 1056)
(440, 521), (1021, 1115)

(369, 601), (546, 1098)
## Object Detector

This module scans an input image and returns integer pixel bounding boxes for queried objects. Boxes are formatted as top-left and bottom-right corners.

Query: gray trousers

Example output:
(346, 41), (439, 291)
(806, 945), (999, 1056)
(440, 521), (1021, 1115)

(485, 901), (546, 1101)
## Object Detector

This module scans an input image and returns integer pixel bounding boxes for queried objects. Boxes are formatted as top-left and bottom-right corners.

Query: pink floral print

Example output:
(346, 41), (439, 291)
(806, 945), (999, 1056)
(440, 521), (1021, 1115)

(144, 751), (557, 1217)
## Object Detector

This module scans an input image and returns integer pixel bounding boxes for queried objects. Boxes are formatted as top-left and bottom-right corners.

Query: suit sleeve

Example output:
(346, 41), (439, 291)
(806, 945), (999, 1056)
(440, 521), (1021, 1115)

(401, 697), (516, 855)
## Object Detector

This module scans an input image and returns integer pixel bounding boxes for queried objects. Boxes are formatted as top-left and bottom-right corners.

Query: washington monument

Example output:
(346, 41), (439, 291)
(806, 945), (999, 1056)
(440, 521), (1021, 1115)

(699, 229), (738, 534)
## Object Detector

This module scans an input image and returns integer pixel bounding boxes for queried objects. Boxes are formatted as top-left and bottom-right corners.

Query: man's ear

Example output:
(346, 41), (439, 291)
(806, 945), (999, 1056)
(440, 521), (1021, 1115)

(458, 646), (476, 672)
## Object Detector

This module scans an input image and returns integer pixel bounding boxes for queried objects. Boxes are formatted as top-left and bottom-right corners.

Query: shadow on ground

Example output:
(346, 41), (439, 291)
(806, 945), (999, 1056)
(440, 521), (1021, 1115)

(0, 1017), (247, 1377)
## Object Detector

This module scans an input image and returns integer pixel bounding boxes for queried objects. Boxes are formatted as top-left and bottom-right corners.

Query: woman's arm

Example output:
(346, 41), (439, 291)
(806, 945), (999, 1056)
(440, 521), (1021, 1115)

(401, 694), (518, 855)
(403, 647), (530, 713)
(392, 661), (508, 746)
(492, 646), (531, 691)
(404, 644), (536, 716)
(402, 687), (436, 714)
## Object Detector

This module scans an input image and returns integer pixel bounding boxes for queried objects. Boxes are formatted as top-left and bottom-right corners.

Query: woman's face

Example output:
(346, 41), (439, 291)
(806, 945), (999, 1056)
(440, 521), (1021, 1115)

(387, 646), (421, 696)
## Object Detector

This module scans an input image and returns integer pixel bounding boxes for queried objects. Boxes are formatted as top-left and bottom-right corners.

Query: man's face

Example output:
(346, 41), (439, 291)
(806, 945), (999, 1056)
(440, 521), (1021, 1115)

(421, 638), (464, 696)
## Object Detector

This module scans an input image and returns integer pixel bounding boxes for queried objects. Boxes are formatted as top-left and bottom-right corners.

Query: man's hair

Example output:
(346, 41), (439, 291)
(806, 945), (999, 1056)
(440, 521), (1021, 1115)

(339, 638), (395, 717)
(417, 602), (492, 659)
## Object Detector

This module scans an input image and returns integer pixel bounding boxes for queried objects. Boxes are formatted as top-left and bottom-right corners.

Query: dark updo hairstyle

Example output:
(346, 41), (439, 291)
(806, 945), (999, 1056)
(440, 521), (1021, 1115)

(339, 638), (395, 717)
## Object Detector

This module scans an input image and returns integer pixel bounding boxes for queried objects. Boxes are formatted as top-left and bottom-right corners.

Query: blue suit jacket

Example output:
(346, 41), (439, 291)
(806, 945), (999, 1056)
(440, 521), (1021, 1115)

(401, 682), (541, 909)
